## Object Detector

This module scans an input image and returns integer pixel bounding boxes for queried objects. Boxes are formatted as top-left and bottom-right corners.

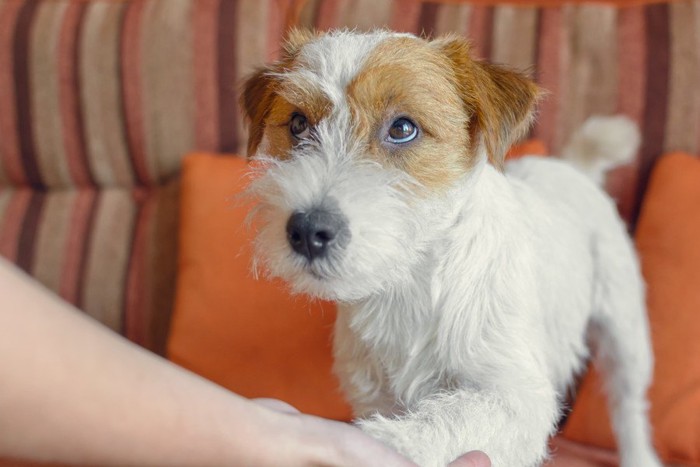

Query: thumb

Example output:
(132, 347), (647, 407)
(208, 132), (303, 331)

(448, 451), (491, 467)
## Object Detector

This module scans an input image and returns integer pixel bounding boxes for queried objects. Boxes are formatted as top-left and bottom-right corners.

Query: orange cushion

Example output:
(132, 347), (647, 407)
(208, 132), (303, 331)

(506, 138), (548, 160)
(167, 153), (352, 420)
(563, 152), (700, 465)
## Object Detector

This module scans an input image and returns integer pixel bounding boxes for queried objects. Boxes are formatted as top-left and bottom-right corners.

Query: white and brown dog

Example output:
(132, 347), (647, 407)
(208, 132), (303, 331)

(242, 29), (660, 467)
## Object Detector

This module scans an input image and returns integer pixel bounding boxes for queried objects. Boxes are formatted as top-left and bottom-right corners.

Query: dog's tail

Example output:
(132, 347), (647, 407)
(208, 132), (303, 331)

(561, 115), (640, 185)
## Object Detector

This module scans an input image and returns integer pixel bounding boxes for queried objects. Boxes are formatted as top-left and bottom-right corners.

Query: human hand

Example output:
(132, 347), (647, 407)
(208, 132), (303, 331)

(253, 399), (490, 467)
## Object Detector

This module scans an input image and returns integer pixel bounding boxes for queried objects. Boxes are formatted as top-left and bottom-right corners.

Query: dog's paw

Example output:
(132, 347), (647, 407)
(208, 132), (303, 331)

(356, 415), (442, 467)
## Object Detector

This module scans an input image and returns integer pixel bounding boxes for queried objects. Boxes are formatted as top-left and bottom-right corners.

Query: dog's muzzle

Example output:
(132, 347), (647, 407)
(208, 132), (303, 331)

(286, 208), (350, 262)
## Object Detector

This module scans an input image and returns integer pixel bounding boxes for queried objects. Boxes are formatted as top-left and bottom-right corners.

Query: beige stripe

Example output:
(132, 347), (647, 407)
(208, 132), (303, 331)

(235, 0), (270, 155)
(664, 1), (699, 153)
(141, 0), (194, 181)
(80, 2), (133, 186)
(31, 191), (74, 293)
(81, 189), (136, 331)
(434, 3), (471, 37)
(30, 2), (73, 188)
(561, 5), (618, 146)
(491, 6), (538, 72)
(341, 0), (393, 31)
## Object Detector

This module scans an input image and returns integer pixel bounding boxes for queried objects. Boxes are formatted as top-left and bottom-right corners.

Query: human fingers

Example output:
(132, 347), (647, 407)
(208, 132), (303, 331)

(447, 450), (491, 467)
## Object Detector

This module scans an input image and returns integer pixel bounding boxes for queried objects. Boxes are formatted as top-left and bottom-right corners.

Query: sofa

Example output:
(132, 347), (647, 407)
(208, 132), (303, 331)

(1, 0), (699, 465)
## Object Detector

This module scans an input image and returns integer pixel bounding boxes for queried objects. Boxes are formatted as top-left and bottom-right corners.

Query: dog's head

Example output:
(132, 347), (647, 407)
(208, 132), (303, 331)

(243, 29), (539, 302)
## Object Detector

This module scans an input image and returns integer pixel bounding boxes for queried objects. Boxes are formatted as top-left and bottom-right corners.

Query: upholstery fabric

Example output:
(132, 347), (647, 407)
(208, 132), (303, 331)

(0, 180), (179, 353)
(298, 0), (700, 226)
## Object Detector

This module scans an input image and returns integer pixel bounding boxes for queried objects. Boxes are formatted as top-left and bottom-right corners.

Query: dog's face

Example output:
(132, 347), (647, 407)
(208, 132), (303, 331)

(243, 30), (538, 302)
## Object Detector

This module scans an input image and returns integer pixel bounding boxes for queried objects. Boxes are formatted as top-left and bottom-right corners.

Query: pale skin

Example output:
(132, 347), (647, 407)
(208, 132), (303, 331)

(0, 258), (488, 467)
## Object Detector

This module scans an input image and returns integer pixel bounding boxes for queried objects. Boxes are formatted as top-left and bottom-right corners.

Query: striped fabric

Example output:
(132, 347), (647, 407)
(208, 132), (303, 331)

(298, 0), (700, 225)
(0, 0), (699, 353)
(0, 0), (293, 189)
(0, 0), (293, 352)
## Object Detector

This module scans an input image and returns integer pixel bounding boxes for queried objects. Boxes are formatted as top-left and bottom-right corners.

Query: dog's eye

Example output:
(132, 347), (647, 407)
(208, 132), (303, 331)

(386, 118), (418, 144)
(290, 113), (310, 140)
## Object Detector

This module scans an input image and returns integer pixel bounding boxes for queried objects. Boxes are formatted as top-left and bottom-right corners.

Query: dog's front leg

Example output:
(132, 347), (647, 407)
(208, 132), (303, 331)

(357, 384), (558, 467)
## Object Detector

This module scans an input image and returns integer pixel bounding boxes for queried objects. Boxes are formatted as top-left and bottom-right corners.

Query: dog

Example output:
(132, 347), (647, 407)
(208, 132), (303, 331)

(242, 29), (661, 467)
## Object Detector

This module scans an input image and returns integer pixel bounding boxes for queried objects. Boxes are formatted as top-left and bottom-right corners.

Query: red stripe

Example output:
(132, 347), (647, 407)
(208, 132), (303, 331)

(217, 0), (240, 153)
(13, 0), (43, 188)
(265, 0), (287, 61)
(389, 0), (422, 33)
(124, 189), (154, 348)
(469, 6), (494, 60)
(632, 3), (670, 230)
(0, 189), (31, 261)
(58, 2), (93, 187)
(315, 0), (342, 31)
(59, 189), (97, 304)
(193, 0), (220, 152)
(121, 0), (150, 184)
(0, 0), (26, 185)
(533, 7), (562, 151)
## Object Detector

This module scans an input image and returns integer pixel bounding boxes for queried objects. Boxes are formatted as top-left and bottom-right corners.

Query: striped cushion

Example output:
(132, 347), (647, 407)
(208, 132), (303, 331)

(299, 0), (700, 227)
(0, 181), (179, 354)
(0, 0), (292, 189)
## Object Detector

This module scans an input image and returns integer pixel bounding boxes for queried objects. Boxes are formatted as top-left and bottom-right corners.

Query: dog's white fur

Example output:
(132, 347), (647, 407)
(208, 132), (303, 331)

(245, 31), (660, 467)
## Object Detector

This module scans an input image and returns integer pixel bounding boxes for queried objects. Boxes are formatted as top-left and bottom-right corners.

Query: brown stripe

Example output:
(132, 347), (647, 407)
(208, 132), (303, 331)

(121, 0), (150, 184)
(0, 189), (30, 261)
(60, 189), (98, 304)
(664, 0), (699, 154)
(140, 0), (195, 181)
(631, 2), (670, 229)
(533, 7), (563, 151)
(15, 190), (45, 273)
(14, 0), (44, 188)
(59, 2), (93, 187)
(341, 0), (393, 32)
(81, 2), (133, 186)
(193, 0), (220, 152)
(418, 2), (439, 38)
(0, 0), (25, 185)
(605, 5), (647, 224)
(468, 6), (494, 59)
(389, 0), (422, 33)
(30, 1), (73, 188)
(32, 191), (74, 293)
(0, 188), (10, 223)
(218, 0), (240, 153)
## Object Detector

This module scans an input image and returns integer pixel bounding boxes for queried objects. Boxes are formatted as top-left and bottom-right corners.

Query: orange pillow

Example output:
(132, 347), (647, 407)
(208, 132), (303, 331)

(563, 152), (700, 465)
(167, 153), (352, 420)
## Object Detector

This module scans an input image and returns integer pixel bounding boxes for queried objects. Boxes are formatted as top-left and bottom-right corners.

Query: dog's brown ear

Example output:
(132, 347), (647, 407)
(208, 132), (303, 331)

(241, 66), (277, 156)
(240, 28), (319, 156)
(434, 35), (540, 170)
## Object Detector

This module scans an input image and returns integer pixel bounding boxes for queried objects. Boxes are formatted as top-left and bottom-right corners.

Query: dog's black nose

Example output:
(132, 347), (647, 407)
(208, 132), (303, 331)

(286, 209), (347, 261)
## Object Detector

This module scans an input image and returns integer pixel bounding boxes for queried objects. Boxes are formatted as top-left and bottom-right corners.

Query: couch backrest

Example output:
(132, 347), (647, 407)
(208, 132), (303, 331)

(1, 0), (698, 352)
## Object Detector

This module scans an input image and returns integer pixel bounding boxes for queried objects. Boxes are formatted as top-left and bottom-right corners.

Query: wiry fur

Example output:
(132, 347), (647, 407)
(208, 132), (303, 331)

(242, 30), (660, 467)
